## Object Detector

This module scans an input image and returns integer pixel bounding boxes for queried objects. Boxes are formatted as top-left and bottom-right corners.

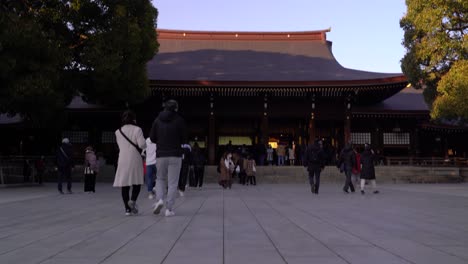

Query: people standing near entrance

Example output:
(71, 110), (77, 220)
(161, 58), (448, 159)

(340, 143), (356, 193)
(84, 146), (98, 193)
(304, 140), (325, 194)
(277, 143), (286, 166)
(191, 143), (206, 189)
(246, 154), (257, 185)
(288, 143), (296, 166)
(35, 156), (45, 185)
(219, 151), (234, 189)
(150, 99), (187, 217)
(351, 147), (361, 186)
(360, 144), (379, 194)
(56, 138), (74, 194)
(145, 137), (157, 199)
(255, 141), (267, 166)
(266, 144), (274, 165)
(113, 110), (146, 216)
(178, 143), (192, 197)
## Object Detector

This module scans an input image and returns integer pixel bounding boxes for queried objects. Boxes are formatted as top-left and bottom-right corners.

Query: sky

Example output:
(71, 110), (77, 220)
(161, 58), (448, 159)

(151, 0), (407, 74)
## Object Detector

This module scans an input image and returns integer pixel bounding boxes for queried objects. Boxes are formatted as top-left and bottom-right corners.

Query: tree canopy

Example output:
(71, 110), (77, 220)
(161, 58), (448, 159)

(400, 0), (468, 122)
(0, 0), (158, 124)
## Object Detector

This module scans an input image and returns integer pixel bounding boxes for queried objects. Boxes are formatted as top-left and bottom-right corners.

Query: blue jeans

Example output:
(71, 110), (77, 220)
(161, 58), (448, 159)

(145, 164), (156, 192)
(278, 156), (285, 166)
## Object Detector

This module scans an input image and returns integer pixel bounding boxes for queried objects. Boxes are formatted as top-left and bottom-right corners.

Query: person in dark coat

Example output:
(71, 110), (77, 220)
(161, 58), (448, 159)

(360, 143), (379, 194)
(339, 143), (356, 193)
(178, 143), (192, 197)
(56, 138), (74, 194)
(150, 99), (188, 217)
(304, 140), (325, 194)
(191, 143), (206, 188)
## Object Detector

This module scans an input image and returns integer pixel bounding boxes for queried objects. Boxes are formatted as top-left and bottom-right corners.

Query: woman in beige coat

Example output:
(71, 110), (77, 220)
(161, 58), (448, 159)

(114, 111), (146, 216)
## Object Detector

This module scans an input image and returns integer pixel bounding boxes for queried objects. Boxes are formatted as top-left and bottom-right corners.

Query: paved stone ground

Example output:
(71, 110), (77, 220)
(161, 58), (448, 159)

(1, 182), (468, 264)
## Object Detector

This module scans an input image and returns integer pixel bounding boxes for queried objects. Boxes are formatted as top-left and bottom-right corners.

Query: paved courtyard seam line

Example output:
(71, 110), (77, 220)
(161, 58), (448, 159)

(0, 199), (117, 241)
(0, 203), (122, 257)
(263, 186), (417, 264)
(160, 197), (209, 264)
(222, 189), (225, 264)
(98, 197), (193, 264)
(239, 193), (288, 264)
(37, 215), (134, 264)
(253, 189), (353, 264)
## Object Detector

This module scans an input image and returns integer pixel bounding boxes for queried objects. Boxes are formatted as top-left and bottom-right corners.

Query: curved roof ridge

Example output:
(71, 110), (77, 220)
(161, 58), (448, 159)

(157, 28), (330, 41)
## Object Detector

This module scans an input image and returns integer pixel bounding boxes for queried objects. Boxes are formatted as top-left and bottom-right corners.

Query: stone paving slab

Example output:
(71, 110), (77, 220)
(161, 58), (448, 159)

(0, 183), (468, 264)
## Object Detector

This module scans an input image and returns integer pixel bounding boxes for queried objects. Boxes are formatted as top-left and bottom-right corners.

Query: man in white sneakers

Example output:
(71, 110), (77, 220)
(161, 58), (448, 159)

(150, 100), (187, 217)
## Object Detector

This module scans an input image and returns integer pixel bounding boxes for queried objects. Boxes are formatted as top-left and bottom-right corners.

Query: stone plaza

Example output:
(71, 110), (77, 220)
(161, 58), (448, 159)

(1, 182), (468, 264)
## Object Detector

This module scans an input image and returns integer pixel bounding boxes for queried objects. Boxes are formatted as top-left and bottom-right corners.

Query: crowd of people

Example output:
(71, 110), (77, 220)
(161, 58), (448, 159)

(50, 99), (380, 218)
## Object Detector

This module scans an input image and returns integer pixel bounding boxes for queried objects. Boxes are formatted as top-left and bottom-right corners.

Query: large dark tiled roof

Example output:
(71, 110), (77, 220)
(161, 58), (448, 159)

(147, 29), (404, 83)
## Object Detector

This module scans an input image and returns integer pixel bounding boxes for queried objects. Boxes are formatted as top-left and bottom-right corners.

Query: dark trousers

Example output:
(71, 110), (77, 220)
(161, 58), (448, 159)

(178, 163), (189, 192)
(36, 170), (44, 184)
(239, 172), (247, 185)
(308, 166), (321, 193)
(194, 166), (204, 187)
(58, 166), (72, 192)
(84, 173), (96, 192)
(247, 175), (256, 185)
(343, 169), (355, 192)
(121, 185), (141, 211)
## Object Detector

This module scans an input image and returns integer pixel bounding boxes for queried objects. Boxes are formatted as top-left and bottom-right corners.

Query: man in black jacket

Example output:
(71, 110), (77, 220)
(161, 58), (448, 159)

(56, 138), (74, 194)
(304, 140), (325, 194)
(340, 143), (356, 193)
(150, 100), (187, 217)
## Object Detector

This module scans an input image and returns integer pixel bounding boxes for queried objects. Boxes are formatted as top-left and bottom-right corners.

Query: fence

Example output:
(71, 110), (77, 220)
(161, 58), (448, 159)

(0, 156), (57, 185)
(385, 157), (468, 167)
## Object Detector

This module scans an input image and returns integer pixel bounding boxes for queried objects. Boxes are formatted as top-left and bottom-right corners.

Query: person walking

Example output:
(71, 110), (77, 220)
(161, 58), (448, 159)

(218, 151), (234, 189)
(35, 156), (45, 185)
(178, 143), (192, 197)
(113, 110), (146, 216)
(145, 137), (157, 199)
(340, 143), (356, 193)
(351, 147), (361, 187)
(304, 140), (325, 194)
(245, 154), (257, 185)
(191, 143), (206, 189)
(360, 143), (380, 194)
(84, 146), (98, 193)
(150, 100), (187, 217)
(56, 138), (74, 194)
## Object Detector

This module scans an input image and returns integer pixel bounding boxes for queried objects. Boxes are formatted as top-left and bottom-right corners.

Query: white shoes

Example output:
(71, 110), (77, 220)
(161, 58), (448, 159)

(179, 190), (185, 197)
(153, 199), (164, 215)
(165, 209), (175, 217)
(148, 192), (154, 199)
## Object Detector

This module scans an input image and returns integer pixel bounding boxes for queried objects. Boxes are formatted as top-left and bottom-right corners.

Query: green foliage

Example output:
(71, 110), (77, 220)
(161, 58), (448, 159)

(0, 0), (158, 124)
(432, 60), (468, 120)
(400, 0), (468, 122)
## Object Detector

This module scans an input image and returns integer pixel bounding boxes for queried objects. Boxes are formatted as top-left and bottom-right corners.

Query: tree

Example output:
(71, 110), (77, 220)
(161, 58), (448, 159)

(0, 0), (158, 124)
(69, 0), (159, 106)
(400, 0), (468, 121)
(0, 1), (71, 124)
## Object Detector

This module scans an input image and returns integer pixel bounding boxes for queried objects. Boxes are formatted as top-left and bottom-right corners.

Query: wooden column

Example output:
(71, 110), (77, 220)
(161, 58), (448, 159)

(344, 95), (352, 144)
(208, 96), (216, 165)
(308, 94), (316, 143)
(261, 95), (269, 145)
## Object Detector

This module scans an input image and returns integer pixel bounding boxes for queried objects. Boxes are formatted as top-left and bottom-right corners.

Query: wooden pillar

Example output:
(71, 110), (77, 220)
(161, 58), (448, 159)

(308, 94), (316, 143)
(261, 94), (269, 145)
(208, 96), (216, 165)
(344, 95), (352, 144)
